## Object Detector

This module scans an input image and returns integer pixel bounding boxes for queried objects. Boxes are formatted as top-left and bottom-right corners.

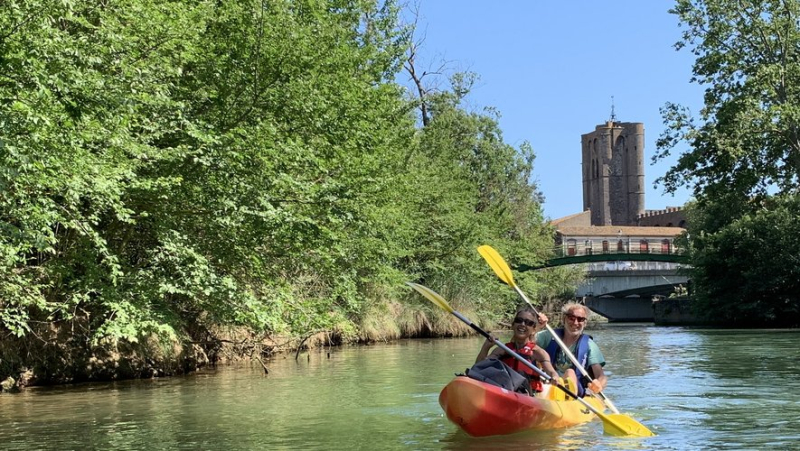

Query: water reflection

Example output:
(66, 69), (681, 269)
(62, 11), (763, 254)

(2, 327), (800, 450)
(439, 420), (659, 451)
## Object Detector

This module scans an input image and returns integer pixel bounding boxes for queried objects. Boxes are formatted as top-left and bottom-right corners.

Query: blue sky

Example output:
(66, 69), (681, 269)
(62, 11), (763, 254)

(404, 1), (705, 220)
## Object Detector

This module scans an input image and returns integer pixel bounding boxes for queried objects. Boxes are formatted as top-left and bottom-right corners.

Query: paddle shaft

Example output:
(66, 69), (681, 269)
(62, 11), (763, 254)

(511, 284), (622, 414)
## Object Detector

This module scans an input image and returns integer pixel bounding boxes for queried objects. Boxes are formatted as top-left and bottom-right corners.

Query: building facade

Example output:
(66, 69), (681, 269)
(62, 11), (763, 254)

(552, 120), (688, 258)
(551, 225), (683, 259)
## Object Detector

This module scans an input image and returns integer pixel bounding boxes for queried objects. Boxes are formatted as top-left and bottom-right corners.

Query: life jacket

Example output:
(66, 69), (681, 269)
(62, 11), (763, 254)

(500, 341), (544, 393)
(545, 329), (592, 397)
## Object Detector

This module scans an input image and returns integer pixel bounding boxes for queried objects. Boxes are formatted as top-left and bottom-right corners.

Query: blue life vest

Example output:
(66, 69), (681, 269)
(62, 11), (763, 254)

(545, 329), (591, 397)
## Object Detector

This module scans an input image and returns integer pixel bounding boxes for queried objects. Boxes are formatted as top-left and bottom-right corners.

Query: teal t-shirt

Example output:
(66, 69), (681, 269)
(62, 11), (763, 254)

(534, 329), (605, 375)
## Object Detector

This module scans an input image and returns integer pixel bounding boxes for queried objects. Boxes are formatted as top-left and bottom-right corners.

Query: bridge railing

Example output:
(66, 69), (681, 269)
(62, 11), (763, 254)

(584, 261), (683, 271)
(552, 243), (686, 258)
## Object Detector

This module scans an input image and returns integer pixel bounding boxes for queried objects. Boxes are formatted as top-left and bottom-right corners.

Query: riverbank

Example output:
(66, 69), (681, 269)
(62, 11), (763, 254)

(651, 295), (727, 326)
(0, 299), (495, 392)
(0, 295), (621, 393)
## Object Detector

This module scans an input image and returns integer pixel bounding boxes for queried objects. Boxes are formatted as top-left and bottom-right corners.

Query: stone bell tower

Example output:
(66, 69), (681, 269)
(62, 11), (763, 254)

(581, 120), (645, 226)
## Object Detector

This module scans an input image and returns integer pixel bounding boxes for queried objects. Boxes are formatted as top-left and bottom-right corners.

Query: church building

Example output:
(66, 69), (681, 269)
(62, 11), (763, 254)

(551, 119), (686, 257)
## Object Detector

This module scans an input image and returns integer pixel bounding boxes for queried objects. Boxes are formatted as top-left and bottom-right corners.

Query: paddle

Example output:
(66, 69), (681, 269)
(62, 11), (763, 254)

(406, 282), (655, 438)
(477, 244), (624, 414)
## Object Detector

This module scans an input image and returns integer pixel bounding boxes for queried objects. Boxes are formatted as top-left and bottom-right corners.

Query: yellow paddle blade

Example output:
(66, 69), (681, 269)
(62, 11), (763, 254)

(599, 412), (655, 437)
(406, 282), (454, 314)
(477, 245), (516, 287)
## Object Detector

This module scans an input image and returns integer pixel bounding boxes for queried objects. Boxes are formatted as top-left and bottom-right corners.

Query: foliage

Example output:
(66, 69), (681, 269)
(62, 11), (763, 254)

(655, 0), (800, 326)
(401, 72), (574, 318)
(0, 0), (413, 342)
(683, 195), (800, 326)
(0, 0), (572, 383)
(656, 0), (800, 202)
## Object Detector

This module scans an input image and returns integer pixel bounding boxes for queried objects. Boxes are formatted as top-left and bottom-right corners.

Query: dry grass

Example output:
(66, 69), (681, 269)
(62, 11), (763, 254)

(359, 302), (403, 342)
(355, 297), (483, 341)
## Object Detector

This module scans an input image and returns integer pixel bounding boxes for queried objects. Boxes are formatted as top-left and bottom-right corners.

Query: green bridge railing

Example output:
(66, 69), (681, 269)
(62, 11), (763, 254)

(517, 247), (689, 271)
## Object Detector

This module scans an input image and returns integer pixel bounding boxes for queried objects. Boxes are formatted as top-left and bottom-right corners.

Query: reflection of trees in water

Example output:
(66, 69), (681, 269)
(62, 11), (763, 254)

(675, 329), (800, 449)
(689, 330), (800, 381)
(586, 325), (658, 378)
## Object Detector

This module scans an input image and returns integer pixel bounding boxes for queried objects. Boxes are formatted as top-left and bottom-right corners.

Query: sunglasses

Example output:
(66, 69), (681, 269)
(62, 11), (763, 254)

(565, 313), (587, 323)
(512, 317), (537, 327)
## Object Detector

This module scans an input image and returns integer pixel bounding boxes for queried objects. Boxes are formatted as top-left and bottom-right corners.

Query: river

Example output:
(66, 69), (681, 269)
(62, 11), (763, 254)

(2, 325), (799, 450)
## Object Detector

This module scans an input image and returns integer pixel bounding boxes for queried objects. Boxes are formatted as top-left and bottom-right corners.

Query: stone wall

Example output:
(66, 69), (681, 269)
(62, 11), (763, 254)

(638, 207), (687, 227)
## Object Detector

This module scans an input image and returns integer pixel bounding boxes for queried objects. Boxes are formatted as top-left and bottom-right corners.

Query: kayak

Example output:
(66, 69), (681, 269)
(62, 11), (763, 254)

(438, 376), (605, 437)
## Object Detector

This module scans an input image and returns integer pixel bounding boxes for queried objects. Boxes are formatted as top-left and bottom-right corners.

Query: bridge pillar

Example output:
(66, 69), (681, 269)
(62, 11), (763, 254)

(584, 296), (654, 322)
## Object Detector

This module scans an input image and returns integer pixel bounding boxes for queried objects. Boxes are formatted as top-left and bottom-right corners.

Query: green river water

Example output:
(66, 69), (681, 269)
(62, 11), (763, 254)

(2, 325), (799, 450)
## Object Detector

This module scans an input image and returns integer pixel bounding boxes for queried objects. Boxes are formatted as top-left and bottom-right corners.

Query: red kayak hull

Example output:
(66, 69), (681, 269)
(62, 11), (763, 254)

(438, 376), (604, 437)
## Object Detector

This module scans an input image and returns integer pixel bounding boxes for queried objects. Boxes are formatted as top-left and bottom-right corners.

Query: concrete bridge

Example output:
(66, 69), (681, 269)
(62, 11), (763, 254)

(578, 262), (689, 322)
(519, 249), (690, 322)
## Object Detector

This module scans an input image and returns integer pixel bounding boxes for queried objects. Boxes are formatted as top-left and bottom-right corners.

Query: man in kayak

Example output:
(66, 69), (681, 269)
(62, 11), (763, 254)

(475, 307), (560, 393)
(536, 303), (607, 398)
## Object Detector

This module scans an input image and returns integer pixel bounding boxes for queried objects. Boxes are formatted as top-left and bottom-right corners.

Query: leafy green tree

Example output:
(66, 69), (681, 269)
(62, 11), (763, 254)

(655, 0), (800, 325)
(0, 0), (414, 358)
(684, 195), (800, 326)
(657, 0), (800, 202)
(153, 0), (415, 334)
(0, 0), (573, 385)
(1, 0), (213, 340)
(401, 72), (575, 317)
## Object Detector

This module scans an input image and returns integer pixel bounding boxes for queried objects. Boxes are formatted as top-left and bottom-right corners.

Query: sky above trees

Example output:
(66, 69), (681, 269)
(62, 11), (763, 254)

(404, 1), (706, 220)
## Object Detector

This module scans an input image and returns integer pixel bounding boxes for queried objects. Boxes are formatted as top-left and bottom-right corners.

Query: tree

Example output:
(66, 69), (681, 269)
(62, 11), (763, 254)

(658, 0), (800, 325)
(0, 0), (414, 349)
(400, 72), (577, 317)
(656, 0), (800, 203)
(684, 195), (800, 326)
(0, 0), (580, 385)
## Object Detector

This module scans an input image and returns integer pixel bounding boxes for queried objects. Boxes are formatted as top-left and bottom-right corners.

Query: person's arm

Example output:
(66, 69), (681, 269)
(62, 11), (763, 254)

(542, 361), (559, 383)
(475, 335), (501, 363)
(585, 340), (608, 392)
(586, 363), (607, 392)
(529, 313), (548, 340)
(532, 346), (559, 382)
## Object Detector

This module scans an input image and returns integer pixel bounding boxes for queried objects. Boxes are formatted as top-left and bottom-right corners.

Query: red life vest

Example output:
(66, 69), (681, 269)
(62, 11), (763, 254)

(500, 341), (544, 392)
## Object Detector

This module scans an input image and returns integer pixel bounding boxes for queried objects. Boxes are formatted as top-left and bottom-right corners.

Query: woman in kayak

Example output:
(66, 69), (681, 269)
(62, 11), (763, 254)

(475, 307), (560, 393)
(536, 303), (607, 398)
